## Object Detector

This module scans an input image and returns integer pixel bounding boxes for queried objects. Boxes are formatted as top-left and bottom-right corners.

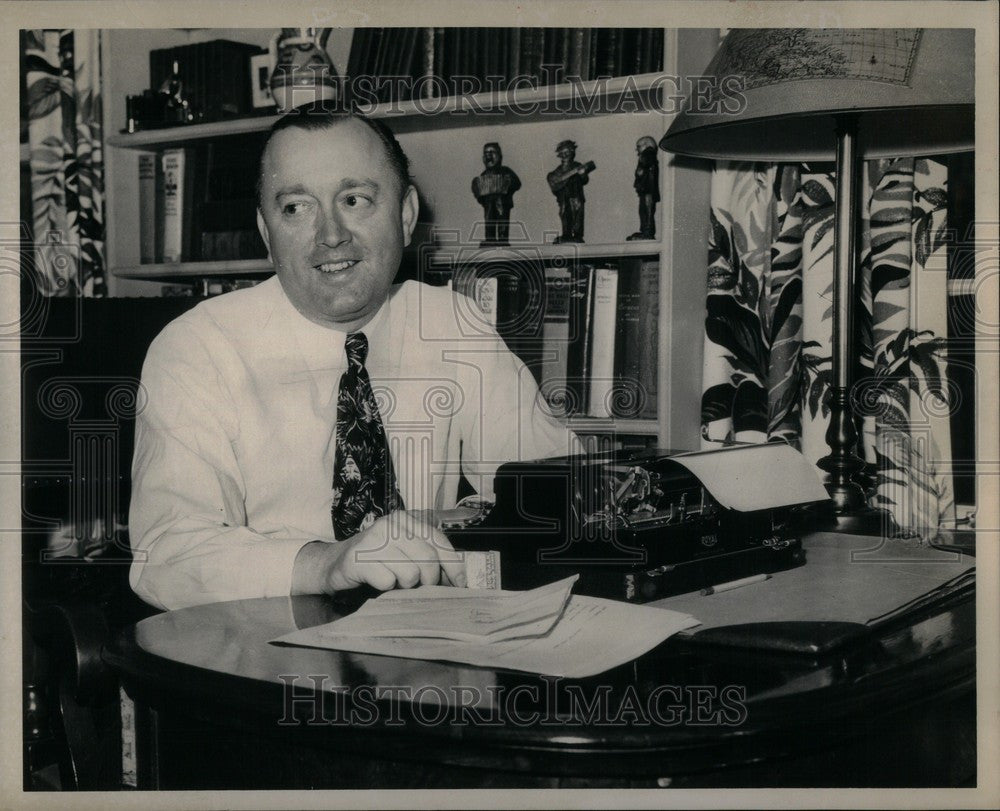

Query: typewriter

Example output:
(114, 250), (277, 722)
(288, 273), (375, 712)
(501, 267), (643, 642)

(448, 443), (832, 602)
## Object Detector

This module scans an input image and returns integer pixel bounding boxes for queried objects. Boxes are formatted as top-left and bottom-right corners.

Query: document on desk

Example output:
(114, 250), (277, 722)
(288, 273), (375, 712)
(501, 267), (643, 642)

(313, 575), (577, 643)
(273, 578), (700, 678)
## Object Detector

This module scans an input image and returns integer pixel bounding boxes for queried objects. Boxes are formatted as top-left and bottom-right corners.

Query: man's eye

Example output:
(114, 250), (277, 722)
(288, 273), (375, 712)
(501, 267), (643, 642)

(282, 202), (310, 215)
(343, 194), (373, 208)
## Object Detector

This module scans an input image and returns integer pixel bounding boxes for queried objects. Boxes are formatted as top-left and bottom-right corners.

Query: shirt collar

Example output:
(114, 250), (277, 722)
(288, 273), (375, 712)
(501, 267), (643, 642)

(267, 275), (396, 375)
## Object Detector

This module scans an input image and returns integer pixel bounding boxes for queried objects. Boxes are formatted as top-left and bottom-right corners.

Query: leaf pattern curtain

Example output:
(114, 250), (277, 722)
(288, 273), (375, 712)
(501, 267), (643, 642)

(702, 158), (955, 540)
(25, 29), (106, 297)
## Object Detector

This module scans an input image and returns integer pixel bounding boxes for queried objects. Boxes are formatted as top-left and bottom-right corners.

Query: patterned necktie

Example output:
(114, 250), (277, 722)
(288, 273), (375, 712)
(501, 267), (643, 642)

(331, 332), (404, 539)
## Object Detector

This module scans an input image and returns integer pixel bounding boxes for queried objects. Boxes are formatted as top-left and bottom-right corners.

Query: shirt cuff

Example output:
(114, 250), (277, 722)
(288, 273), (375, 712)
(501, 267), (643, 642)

(255, 537), (320, 599)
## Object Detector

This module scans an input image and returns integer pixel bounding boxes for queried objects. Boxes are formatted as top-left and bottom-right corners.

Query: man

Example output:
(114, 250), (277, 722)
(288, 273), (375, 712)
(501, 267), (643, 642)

(470, 142), (521, 246)
(129, 109), (577, 610)
(545, 140), (595, 244)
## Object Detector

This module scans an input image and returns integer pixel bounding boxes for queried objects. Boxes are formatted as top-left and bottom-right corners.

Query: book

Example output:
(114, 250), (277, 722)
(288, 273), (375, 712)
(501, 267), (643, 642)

(611, 258), (644, 418)
(565, 263), (595, 415)
(637, 260), (659, 419)
(587, 265), (619, 418)
(421, 28), (435, 98)
(568, 28), (585, 79)
(161, 147), (196, 263)
(138, 152), (162, 264)
(539, 264), (572, 415)
(507, 28), (521, 81)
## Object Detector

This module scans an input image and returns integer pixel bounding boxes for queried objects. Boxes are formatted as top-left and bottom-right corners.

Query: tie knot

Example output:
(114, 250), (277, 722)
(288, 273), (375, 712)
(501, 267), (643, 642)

(345, 332), (368, 369)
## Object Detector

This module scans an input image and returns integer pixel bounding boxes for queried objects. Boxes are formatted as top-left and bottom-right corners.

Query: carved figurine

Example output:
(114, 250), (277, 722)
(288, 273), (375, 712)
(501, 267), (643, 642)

(471, 143), (522, 247)
(627, 136), (660, 241)
(546, 140), (596, 244)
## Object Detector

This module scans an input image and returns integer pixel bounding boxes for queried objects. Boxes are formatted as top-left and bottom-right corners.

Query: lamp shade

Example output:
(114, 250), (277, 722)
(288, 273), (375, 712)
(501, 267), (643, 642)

(660, 28), (974, 160)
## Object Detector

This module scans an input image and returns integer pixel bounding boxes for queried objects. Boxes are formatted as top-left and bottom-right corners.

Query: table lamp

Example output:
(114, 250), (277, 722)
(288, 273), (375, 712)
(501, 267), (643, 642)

(659, 29), (975, 529)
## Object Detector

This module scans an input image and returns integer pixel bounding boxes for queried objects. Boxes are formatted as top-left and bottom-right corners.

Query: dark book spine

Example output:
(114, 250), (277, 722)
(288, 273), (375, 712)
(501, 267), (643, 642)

(444, 28), (460, 92)
(637, 260), (659, 419)
(433, 27), (445, 95)
(634, 29), (648, 75)
(614, 28), (626, 76)
(585, 28), (597, 82)
(508, 28), (521, 81)
(595, 28), (613, 78)
(568, 28), (584, 80)
(494, 268), (522, 358)
(543, 28), (558, 74)
(528, 27), (545, 81)
(650, 28), (664, 72)
(540, 264), (572, 415)
(559, 28), (572, 78)
(565, 263), (595, 415)
(398, 27), (420, 101)
(611, 258), (643, 417)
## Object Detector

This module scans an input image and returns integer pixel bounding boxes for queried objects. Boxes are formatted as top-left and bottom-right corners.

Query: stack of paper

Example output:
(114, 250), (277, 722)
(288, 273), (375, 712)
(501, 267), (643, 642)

(315, 575), (577, 642)
(273, 576), (700, 678)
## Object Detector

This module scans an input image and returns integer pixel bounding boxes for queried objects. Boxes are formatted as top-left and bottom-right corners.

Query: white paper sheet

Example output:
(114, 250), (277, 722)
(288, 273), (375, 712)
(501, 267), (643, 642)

(672, 443), (830, 512)
(273, 595), (699, 679)
(313, 576), (577, 643)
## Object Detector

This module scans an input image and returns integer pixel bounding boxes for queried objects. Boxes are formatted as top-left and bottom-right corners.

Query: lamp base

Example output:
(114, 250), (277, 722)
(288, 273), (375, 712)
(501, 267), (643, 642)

(816, 505), (891, 537)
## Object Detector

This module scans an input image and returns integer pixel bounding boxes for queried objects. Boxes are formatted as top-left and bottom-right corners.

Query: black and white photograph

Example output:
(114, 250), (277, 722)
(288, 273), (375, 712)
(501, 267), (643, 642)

(3, 2), (998, 809)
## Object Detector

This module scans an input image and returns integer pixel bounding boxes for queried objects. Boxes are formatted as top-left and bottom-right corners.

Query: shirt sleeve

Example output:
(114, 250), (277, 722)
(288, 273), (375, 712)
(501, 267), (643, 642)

(128, 319), (313, 610)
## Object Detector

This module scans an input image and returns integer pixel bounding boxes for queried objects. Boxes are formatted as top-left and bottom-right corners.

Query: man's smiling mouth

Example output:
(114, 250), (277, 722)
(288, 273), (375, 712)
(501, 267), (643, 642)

(316, 260), (359, 273)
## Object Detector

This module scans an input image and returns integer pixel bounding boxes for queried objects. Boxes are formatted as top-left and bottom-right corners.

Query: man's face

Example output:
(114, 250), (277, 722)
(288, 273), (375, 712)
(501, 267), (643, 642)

(557, 146), (575, 165)
(256, 119), (419, 331)
(483, 146), (500, 169)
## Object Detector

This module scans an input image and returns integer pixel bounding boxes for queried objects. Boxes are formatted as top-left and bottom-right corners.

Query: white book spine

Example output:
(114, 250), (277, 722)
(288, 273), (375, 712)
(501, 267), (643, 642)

(161, 148), (185, 263)
(588, 266), (618, 418)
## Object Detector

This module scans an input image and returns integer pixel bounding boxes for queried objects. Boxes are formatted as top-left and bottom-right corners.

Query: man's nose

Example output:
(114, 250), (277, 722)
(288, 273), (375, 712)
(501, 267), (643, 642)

(317, 207), (348, 247)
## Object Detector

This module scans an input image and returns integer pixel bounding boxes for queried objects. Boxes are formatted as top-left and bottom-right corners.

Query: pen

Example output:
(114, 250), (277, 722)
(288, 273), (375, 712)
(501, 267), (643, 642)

(700, 573), (770, 596)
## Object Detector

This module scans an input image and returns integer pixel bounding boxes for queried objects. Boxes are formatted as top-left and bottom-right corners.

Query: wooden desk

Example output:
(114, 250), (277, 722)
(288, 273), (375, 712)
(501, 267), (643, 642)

(105, 535), (976, 789)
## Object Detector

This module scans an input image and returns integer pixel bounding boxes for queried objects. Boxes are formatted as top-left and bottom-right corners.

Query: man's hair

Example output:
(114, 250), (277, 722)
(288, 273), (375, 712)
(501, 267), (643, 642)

(483, 142), (502, 159)
(255, 105), (412, 207)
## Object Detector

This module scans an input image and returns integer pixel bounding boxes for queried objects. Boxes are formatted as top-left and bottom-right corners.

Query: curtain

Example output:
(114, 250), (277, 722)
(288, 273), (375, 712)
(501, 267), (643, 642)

(701, 158), (955, 540)
(25, 29), (106, 297)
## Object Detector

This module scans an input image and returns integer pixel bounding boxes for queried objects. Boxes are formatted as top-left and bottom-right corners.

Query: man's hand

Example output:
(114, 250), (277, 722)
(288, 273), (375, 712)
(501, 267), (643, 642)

(292, 511), (466, 596)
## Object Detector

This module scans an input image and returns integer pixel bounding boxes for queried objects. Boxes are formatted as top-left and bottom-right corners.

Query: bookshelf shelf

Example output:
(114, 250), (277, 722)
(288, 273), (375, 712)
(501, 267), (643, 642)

(105, 72), (668, 150)
(564, 417), (659, 436)
(425, 241), (660, 265)
(112, 258), (273, 280)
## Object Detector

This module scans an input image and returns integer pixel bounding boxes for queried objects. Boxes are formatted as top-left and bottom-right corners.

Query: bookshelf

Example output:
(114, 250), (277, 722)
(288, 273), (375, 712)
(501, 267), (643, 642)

(101, 27), (717, 449)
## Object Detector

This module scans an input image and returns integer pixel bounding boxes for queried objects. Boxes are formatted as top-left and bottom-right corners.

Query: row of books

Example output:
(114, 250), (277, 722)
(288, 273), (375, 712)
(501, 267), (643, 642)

(346, 28), (665, 103)
(138, 135), (268, 264)
(426, 258), (659, 419)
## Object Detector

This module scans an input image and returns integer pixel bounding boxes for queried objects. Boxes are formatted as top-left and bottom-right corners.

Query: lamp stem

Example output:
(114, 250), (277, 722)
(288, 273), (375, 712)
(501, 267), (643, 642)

(816, 114), (867, 513)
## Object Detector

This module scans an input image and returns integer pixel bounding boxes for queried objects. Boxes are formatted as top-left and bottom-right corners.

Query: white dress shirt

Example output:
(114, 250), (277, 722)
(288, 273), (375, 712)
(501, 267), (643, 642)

(129, 276), (578, 610)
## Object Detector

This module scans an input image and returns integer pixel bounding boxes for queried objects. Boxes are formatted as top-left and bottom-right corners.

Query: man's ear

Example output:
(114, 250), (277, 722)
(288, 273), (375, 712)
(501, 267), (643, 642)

(401, 185), (419, 247)
(256, 209), (272, 258)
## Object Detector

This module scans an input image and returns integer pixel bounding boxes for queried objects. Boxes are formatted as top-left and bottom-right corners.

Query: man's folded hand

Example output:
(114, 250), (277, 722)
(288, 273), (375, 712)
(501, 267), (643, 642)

(292, 511), (466, 597)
